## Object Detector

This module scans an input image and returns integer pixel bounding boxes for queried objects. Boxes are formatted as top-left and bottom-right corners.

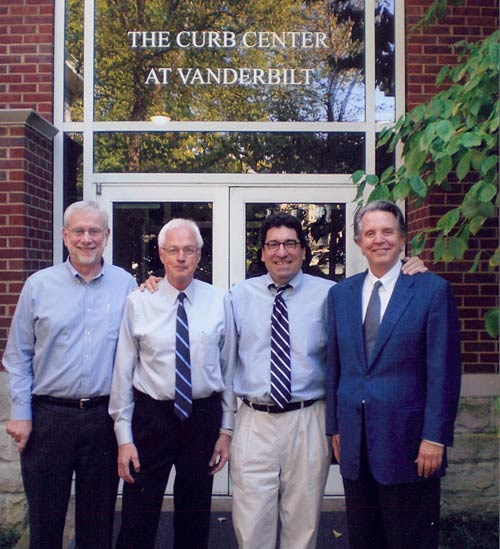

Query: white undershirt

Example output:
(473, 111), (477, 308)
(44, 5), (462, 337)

(361, 260), (402, 322)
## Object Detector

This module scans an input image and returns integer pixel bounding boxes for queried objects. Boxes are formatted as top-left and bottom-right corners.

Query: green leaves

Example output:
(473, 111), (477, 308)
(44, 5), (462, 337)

(484, 309), (499, 339)
(437, 208), (460, 235)
(411, 232), (428, 256)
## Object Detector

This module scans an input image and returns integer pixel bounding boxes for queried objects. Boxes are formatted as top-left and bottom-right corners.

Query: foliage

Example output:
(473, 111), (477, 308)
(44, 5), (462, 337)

(439, 514), (499, 549)
(352, 0), (499, 336)
(412, 0), (465, 30)
(0, 525), (20, 549)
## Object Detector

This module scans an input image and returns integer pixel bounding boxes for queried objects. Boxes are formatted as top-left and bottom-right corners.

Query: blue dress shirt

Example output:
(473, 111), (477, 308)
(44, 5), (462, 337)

(228, 270), (335, 404)
(3, 259), (137, 419)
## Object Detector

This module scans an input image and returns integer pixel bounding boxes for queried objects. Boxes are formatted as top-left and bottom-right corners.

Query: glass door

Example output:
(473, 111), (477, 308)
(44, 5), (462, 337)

(229, 186), (364, 286)
(99, 185), (229, 290)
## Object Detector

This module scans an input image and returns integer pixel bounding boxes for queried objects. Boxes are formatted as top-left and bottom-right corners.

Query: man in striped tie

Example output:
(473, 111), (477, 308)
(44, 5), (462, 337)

(228, 212), (335, 549)
(109, 218), (235, 549)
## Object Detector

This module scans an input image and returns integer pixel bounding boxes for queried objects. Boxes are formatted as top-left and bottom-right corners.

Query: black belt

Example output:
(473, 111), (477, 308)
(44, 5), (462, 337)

(242, 398), (317, 414)
(133, 388), (218, 404)
(32, 395), (110, 410)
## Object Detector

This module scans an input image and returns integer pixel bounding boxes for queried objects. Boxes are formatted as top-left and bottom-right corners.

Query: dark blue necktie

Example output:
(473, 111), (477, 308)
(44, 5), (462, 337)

(270, 285), (291, 408)
(175, 292), (192, 420)
(364, 280), (382, 361)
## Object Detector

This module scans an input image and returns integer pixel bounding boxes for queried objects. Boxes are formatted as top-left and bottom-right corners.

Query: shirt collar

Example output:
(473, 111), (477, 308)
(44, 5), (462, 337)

(65, 257), (105, 282)
(163, 277), (195, 305)
(366, 260), (402, 288)
(266, 269), (303, 293)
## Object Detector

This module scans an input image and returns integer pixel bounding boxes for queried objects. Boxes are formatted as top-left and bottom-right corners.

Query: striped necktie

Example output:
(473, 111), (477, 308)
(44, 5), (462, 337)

(270, 285), (291, 408)
(364, 280), (382, 361)
(175, 292), (192, 420)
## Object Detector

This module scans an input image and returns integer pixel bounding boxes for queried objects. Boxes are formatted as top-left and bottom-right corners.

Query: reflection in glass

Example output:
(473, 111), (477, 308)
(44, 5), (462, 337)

(92, 0), (369, 123)
(375, 0), (396, 122)
(245, 203), (345, 282)
(327, 1), (366, 122)
(65, 0), (83, 122)
(94, 132), (364, 174)
(376, 132), (395, 177)
(112, 203), (213, 283)
(63, 133), (83, 208)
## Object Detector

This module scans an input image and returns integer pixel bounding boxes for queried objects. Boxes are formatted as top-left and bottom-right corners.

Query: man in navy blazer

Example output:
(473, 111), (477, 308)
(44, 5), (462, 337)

(326, 200), (461, 549)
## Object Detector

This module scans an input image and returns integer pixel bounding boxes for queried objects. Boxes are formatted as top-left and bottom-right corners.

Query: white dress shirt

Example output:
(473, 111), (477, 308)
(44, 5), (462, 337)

(362, 260), (402, 322)
(109, 278), (236, 445)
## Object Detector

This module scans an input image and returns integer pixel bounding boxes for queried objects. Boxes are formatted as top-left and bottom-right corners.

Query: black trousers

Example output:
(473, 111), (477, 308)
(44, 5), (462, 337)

(116, 391), (222, 549)
(21, 399), (118, 549)
(343, 415), (440, 549)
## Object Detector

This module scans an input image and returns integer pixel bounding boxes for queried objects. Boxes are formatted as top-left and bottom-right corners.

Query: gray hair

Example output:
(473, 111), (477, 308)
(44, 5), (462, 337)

(353, 200), (407, 241)
(63, 200), (109, 229)
(158, 218), (204, 248)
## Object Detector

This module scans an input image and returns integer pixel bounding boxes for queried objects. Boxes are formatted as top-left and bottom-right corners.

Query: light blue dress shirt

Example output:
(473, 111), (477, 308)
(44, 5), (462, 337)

(228, 270), (335, 404)
(109, 278), (236, 445)
(2, 259), (137, 419)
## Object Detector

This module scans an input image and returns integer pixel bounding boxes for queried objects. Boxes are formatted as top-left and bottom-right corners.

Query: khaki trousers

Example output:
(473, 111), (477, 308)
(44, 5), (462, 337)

(231, 400), (331, 549)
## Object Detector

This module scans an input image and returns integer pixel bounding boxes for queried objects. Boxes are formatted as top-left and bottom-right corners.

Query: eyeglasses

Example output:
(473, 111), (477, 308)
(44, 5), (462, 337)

(161, 246), (199, 257)
(65, 227), (106, 238)
(264, 240), (301, 252)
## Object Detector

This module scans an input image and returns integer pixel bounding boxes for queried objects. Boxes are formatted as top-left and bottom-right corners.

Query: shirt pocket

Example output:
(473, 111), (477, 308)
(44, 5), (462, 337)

(198, 330), (221, 366)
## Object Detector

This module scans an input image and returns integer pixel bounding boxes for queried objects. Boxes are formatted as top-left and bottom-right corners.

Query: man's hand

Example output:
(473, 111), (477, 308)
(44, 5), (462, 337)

(118, 442), (141, 484)
(6, 419), (32, 454)
(332, 434), (340, 463)
(402, 256), (428, 275)
(415, 440), (444, 478)
(139, 276), (162, 293)
(209, 433), (231, 475)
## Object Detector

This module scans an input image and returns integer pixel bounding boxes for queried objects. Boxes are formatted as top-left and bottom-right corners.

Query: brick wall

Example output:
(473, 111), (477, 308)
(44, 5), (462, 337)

(0, 110), (56, 358)
(405, 0), (499, 375)
(0, 0), (55, 123)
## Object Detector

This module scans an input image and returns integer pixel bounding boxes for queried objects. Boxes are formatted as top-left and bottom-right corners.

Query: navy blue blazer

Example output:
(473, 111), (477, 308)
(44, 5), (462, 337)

(326, 270), (461, 485)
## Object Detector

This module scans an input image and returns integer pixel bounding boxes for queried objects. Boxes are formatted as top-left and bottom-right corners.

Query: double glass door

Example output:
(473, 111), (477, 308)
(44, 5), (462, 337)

(99, 183), (363, 496)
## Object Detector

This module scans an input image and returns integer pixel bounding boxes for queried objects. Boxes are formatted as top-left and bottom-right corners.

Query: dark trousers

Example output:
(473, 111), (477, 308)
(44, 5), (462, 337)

(21, 399), (118, 549)
(116, 391), (222, 549)
(343, 417), (440, 549)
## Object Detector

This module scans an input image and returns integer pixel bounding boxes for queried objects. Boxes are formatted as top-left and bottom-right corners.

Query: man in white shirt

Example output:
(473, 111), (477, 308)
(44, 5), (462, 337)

(109, 218), (235, 549)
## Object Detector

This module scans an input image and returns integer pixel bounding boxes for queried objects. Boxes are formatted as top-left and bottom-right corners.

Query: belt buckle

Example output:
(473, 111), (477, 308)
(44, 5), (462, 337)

(79, 398), (91, 409)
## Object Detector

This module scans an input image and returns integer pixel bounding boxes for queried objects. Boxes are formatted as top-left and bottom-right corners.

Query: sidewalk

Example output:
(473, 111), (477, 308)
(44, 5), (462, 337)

(112, 510), (350, 548)
(16, 498), (350, 548)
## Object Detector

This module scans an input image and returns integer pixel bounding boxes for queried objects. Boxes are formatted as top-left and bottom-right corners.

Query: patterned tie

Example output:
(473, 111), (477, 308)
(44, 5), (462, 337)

(175, 292), (192, 420)
(364, 280), (382, 361)
(270, 285), (292, 408)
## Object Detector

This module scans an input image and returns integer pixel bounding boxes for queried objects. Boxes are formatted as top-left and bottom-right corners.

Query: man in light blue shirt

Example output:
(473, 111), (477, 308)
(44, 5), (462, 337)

(3, 200), (137, 549)
(229, 212), (334, 549)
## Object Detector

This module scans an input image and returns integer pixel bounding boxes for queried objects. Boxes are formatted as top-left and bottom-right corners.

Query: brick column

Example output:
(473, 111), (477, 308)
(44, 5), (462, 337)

(0, 109), (57, 357)
(405, 0), (499, 375)
(0, 109), (57, 528)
